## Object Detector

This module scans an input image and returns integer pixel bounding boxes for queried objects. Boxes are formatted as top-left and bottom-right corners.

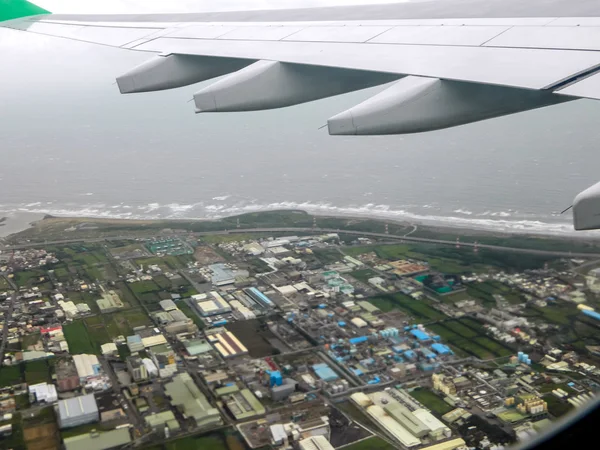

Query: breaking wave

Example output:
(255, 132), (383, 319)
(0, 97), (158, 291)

(0, 199), (587, 236)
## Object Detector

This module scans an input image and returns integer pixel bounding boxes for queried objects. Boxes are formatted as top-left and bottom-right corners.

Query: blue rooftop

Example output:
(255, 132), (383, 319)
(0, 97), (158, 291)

(315, 366), (339, 382)
(248, 287), (274, 306)
(349, 336), (368, 345)
(127, 335), (142, 344)
(432, 343), (452, 355)
(410, 329), (430, 341)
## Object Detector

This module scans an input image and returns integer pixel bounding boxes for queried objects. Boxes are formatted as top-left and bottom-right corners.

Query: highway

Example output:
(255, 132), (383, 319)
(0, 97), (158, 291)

(3, 226), (600, 258)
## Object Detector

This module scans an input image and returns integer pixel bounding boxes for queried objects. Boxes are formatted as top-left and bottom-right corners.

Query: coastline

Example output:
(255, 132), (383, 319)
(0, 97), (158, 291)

(5, 209), (598, 243)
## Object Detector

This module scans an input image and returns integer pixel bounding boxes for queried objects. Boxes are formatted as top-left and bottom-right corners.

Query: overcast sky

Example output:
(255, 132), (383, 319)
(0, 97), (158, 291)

(33, 0), (407, 14)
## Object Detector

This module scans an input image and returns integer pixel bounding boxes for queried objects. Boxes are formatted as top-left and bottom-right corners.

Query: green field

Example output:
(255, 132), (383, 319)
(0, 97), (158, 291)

(368, 293), (445, 321)
(63, 320), (97, 354)
(129, 280), (162, 295)
(24, 360), (52, 385)
(342, 437), (397, 450)
(428, 319), (513, 359)
(409, 388), (453, 415)
(349, 269), (379, 283)
(466, 281), (526, 306)
(164, 434), (227, 450)
(543, 394), (574, 418)
(0, 364), (22, 386)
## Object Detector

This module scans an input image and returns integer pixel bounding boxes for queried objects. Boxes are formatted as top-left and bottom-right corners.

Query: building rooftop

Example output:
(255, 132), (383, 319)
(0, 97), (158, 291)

(63, 428), (131, 450)
(145, 411), (181, 431)
(164, 373), (221, 427)
(73, 354), (101, 379)
(96, 291), (123, 312)
(58, 394), (98, 421)
(184, 339), (213, 356)
(207, 331), (248, 358)
(159, 300), (177, 311)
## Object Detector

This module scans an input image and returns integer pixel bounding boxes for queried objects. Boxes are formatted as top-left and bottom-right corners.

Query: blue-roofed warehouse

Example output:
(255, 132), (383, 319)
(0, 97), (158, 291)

(410, 329), (430, 341)
(312, 363), (339, 382)
(349, 336), (368, 345)
(432, 343), (453, 355)
(246, 287), (274, 308)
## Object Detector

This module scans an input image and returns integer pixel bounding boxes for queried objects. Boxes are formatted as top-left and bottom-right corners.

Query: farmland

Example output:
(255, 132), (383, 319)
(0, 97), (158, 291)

(428, 318), (513, 359)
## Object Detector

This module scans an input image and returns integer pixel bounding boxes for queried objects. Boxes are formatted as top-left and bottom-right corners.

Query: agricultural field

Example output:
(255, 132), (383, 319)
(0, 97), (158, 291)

(63, 320), (101, 355)
(428, 319), (513, 359)
(466, 281), (526, 306)
(409, 388), (453, 415)
(0, 364), (22, 386)
(368, 293), (445, 321)
(342, 437), (397, 450)
(24, 360), (52, 385)
(349, 269), (379, 284)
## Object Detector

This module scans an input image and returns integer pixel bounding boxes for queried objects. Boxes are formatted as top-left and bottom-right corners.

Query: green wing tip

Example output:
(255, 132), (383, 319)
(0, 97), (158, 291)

(0, 0), (50, 22)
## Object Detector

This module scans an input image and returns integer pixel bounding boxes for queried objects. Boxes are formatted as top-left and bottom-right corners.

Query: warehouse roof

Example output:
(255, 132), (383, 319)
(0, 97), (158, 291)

(73, 354), (101, 379)
(142, 334), (167, 348)
(159, 299), (177, 311)
(145, 411), (181, 431)
(58, 394), (98, 421)
(299, 435), (335, 450)
(184, 339), (213, 356)
(366, 405), (421, 448)
(420, 438), (466, 450)
(207, 331), (248, 358)
(63, 428), (131, 450)
(413, 409), (449, 433)
(164, 373), (220, 426)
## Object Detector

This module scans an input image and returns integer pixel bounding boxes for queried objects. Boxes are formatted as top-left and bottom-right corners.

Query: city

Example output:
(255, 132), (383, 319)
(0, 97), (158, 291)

(1, 211), (599, 450)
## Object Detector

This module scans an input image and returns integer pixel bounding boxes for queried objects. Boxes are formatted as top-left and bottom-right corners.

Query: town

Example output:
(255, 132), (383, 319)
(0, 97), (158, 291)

(1, 213), (600, 450)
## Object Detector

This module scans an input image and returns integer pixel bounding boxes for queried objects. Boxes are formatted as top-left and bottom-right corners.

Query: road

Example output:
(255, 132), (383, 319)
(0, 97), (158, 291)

(4, 226), (600, 259)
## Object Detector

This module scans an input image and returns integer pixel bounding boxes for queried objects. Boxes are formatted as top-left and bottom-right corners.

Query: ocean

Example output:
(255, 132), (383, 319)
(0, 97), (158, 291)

(2, 4), (600, 237)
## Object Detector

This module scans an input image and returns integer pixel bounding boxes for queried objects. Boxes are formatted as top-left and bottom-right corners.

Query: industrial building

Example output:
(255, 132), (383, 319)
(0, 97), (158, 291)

(127, 356), (149, 382)
(312, 363), (339, 382)
(159, 299), (178, 311)
(96, 291), (124, 313)
(145, 410), (181, 432)
(214, 385), (265, 420)
(73, 354), (101, 381)
(142, 334), (168, 349)
(194, 291), (232, 316)
(299, 436), (335, 450)
(100, 343), (118, 356)
(244, 287), (275, 309)
(209, 263), (243, 286)
(29, 383), (58, 403)
(207, 330), (248, 359)
(164, 373), (222, 428)
(127, 335), (144, 353)
(271, 378), (297, 401)
(351, 389), (452, 448)
(184, 338), (213, 356)
(63, 428), (132, 450)
(57, 394), (99, 429)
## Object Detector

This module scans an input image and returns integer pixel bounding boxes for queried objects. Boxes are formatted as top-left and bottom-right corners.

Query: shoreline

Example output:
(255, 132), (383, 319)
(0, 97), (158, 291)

(5, 209), (598, 243)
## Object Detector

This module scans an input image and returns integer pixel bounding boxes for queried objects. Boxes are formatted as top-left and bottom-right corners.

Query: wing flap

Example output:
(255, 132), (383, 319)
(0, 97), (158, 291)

(131, 37), (600, 90)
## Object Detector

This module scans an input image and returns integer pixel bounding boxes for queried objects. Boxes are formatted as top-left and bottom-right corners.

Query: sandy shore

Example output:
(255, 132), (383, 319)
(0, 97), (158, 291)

(0, 211), (46, 238)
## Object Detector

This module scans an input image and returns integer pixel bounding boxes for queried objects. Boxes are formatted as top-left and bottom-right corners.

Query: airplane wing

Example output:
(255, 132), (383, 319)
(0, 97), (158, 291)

(4, 0), (600, 230)
(4, 5), (600, 136)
